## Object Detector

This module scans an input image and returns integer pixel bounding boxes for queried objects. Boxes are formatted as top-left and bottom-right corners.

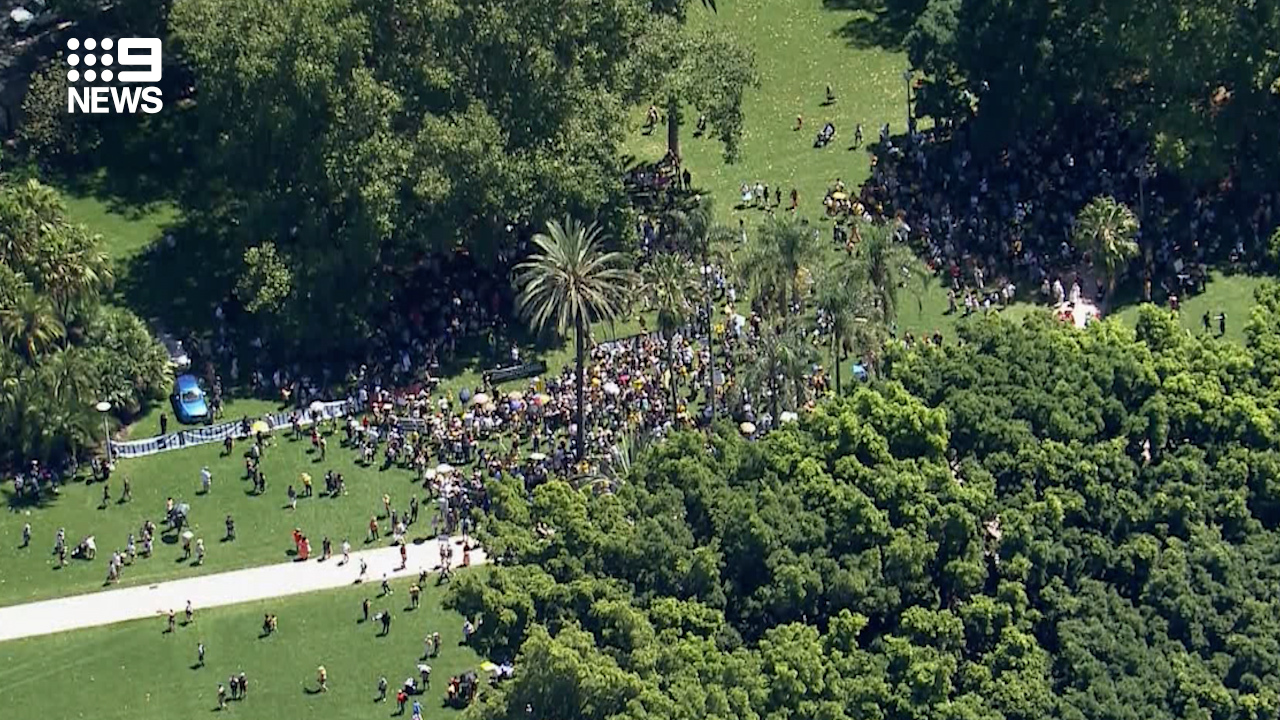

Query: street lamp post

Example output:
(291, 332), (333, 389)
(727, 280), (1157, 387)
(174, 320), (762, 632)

(95, 401), (112, 460)
(903, 70), (913, 134)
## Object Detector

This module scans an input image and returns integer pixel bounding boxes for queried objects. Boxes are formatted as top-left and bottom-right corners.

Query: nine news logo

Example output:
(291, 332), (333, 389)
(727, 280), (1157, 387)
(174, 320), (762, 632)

(65, 37), (163, 115)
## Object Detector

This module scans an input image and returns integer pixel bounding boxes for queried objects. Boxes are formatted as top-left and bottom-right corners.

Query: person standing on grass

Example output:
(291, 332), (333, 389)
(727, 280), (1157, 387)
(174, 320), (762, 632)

(412, 699), (422, 720)
(200, 466), (212, 494)
(186, 600), (195, 625)
(217, 683), (226, 710)
(195, 538), (205, 565)
(1218, 311), (1227, 336)
(409, 584), (421, 609)
(377, 676), (388, 702)
(239, 672), (248, 700)
(341, 538), (351, 565)
(396, 690), (408, 714)
(229, 674), (238, 700)
(368, 516), (379, 542)
(381, 574), (393, 597)
(197, 642), (205, 667)
(317, 665), (328, 692)
(322, 536), (331, 560)
(225, 515), (235, 541)
(167, 608), (176, 633)
(379, 610), (393, 636)
(121, 476), (131, 503)
(288, 485), (297, 510)
(21, 522), (30, 548)
(362, 597), (371, 622)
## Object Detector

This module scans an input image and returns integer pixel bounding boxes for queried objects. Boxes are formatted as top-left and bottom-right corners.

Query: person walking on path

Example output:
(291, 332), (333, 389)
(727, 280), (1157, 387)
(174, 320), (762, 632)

(341, 538), (351, 565)
(399, 543), (408, 570)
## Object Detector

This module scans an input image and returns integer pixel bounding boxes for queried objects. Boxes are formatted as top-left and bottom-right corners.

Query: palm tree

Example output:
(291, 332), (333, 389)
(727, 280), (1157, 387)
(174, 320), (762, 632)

(853, 221), (916, 325)
(817, 279), (883, 395)
(774, 323), (816, 411)
(739, 215), (818, 317)
(514, 217), (637, 461)
(0, 290), (65, 361)
(641, 252), (699, 422)
(41, 227), (114, 325)
(1074, 196), (1140, 298)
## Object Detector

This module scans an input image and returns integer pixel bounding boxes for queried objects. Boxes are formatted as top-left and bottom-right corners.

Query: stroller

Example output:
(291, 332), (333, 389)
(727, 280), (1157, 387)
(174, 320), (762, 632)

(814, 123), (836, 148)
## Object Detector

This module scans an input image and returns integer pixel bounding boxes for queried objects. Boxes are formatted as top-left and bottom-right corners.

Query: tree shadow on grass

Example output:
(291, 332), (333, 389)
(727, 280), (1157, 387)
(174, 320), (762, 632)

(116, 212), (240, 340)
(822, 0), (922, 51)
(3, 488), (62, 511)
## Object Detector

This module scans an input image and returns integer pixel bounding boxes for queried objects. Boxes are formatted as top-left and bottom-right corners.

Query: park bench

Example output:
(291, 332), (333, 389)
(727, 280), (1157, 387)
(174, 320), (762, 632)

(486, 361), (547, 384)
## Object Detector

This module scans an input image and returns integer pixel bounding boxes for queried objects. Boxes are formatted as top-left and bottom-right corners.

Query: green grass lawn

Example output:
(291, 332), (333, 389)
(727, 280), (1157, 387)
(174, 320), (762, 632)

(56, 169), (179, 263)
(1111, 271), (1270, 344)
(0, 429), (432, 608)
(0, 574), (485, 720)
(625, 0), (910, 228)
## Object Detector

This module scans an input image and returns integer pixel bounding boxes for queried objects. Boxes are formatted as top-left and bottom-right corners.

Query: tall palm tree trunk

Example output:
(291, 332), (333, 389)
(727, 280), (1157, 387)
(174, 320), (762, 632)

(833, 335), (843, 395)
(666, 334), (679, 423)
(574, 316), (586, 461)
(703, 241), (716, 420)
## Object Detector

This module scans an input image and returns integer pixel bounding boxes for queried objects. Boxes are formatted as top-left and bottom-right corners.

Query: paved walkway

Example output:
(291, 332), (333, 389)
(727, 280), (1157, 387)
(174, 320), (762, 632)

(0, 536), (488, 643)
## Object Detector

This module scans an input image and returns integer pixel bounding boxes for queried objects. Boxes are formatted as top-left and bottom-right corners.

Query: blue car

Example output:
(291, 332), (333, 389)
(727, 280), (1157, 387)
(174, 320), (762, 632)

(173, 374), (209, 424)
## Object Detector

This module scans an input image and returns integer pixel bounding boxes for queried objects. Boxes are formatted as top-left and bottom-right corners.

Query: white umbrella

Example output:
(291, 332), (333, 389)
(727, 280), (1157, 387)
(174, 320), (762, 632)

(470, 392), (490, 406)
(602, 381), (620, 397)
(181, 530), (194, 541)
(10, 8), (34, 24)
(529, 452), (547, 462)
(508, 390), (525, 401)
(780, 411), (798, 424)
(435, 463), (454, 475)
(425, 469), (437, 480)
(739, 421), (756, 435)
(309, 400), (325, 413)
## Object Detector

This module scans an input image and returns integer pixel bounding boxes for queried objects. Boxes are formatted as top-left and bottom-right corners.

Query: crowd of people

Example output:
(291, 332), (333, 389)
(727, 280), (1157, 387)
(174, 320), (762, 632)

(860, 114), (1280, 309)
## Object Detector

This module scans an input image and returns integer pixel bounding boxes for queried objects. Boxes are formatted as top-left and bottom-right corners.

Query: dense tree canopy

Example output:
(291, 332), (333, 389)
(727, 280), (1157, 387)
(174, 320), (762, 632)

(0, 179), (171, 463)
(451, 288), (1280, 720)
(905, 0), (1280, 188)
(166, 0), (752, 353)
